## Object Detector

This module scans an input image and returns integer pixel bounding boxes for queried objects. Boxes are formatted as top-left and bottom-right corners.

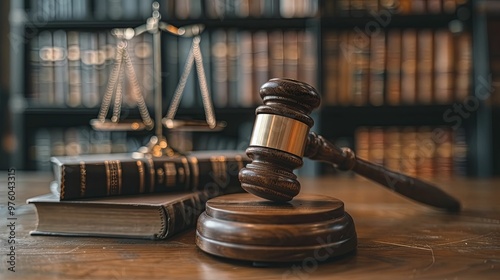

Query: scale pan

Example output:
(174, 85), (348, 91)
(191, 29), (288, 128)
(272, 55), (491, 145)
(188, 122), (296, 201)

(162, 119), (226, 132)
(90, 119), (152, 131)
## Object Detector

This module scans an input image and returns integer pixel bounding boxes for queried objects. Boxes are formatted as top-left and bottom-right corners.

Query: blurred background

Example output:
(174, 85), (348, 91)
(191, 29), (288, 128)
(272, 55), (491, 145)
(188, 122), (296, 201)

(0, 0), (499, 179)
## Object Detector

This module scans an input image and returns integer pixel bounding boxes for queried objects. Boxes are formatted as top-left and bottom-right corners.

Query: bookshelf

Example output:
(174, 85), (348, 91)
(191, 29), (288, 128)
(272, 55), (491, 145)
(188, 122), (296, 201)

(7, 0), (497, 177)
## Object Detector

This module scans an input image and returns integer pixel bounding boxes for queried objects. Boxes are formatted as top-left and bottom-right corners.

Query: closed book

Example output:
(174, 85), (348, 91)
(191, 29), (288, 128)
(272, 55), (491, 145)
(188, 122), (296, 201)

(400, 29), (417, 104)
(28, 188), (224, 240)
(323, 31), (339, 105)
(51, 151), (249, 200)
(416, 29), (434, 104)
(386, 29), (402, 105)
(369, 31), (386, 106)
(433, 29), (454, 104)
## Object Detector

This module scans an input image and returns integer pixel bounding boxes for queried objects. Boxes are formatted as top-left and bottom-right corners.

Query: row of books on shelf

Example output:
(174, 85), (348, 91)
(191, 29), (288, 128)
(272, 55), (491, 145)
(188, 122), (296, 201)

(28, 28), (316, 108)
(29, 0), (155, 21)
(325, 0), (468, 16)
(353, 125), (467, 178)
(27, 0), (317, 21)
(166, 0), (318, 19)
(29, 29), (154, 108)
(323, 28), (471, 106)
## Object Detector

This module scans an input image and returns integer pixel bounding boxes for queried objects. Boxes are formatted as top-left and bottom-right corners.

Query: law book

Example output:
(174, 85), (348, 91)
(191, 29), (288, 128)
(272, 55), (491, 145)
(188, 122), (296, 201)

(416, 126), (435, 178)
(383, 126), (402, 172)
(400, 29), (417, 104)
(454, 31), (472, 101)
(211, 29), (229, 108)
(29, 36), (41, 102)
(386, 29), (402, 105)
(38, 31), (55, 105)
(298, 30), (317, 90)
(400, 126), (417, 177)
(416, 29), (434, 104)
(67, 31), (82, 107)
(226, 29), (239, 107)
(351, 30), (370, 106)
(51, 151), (249, 200)
(433, 29), (454, 104)
(52, 30), (68, 106)
(268, 29), (284, 81)
(236, 30), (254, 107)
(283, 30), (299, 82)
(28, 188), (226, 240)
(337, 31), (354, 105)
(80, 32), (100, 108)
(323, 31), (339, 105)
(253, 31), (269, 105)
(369, 31), (386, 106)
(368, 127), (385, 166)
(434, 128), (453, 178)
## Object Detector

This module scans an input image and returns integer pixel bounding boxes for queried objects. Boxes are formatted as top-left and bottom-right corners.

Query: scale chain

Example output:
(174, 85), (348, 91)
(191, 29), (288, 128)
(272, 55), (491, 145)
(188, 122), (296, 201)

(193, 36), (216, 128)
(98, 44), (125, 122)
(122, 43), (154, 129)
(112, 61), (125, 122)
(165, 36), (216, 128)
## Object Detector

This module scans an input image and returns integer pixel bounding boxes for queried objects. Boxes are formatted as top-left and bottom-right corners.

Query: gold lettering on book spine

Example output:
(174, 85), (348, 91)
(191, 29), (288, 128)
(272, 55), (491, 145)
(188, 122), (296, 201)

(117, 161), (122, 194)
(105, 160), (111, 195)
(137, 160), (145, 193)
(164, 162), (177, 188)
(80, 161), (86, 197)
(105, 160), (122, 195)
(147, 157), (155, 193)
(181, 157), (190, 188)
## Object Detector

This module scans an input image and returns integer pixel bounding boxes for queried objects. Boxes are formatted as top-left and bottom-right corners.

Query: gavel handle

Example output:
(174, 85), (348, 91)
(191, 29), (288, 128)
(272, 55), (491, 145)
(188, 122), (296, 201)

(304, 132), (461, 212)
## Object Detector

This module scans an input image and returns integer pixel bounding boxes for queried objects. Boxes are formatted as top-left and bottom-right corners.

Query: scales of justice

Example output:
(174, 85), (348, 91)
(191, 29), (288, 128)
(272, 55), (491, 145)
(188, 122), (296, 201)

(90, 2), (225, 158)
(89, 3), (461, 264)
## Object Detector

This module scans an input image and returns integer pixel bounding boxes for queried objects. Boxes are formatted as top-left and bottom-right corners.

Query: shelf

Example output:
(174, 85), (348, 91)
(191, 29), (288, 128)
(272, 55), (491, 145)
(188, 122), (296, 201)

(318, 105), (469, 136)
(24, 17), (315, 31)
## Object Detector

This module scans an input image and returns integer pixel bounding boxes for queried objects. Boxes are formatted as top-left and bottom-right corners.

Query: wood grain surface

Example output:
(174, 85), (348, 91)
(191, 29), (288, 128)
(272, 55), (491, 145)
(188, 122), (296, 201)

(1, 172), (499, 279)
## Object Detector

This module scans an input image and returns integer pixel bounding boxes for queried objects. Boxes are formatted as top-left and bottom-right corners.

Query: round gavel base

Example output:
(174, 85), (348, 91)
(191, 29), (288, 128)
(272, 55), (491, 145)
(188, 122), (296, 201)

(196, 193), (357, 263)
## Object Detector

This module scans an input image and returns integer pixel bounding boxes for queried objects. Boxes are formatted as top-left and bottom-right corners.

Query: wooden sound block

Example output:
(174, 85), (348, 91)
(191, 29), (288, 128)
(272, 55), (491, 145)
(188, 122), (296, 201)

(196, 193), (357, 263)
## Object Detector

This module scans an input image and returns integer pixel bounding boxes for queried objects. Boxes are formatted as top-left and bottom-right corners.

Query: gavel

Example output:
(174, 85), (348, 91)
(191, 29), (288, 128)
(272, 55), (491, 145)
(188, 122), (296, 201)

(239, 78), (460, 212)
(196, 78), (461, 263)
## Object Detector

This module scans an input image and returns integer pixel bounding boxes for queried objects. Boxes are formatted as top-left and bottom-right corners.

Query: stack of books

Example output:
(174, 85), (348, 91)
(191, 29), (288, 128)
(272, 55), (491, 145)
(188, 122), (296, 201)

(28, 151), (249, 239)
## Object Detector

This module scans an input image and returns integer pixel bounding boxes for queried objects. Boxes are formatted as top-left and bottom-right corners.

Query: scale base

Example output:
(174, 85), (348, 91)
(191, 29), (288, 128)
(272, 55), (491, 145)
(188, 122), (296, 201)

(196, 192), (357, 263)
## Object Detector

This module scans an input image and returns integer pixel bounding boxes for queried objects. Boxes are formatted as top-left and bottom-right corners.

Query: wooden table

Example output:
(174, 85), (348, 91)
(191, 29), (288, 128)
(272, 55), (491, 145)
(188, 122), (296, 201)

(1, 172), (499, 279)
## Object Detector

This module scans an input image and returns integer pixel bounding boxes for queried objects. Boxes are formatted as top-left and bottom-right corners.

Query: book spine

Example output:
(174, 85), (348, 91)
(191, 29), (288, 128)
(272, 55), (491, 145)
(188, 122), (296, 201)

(369, 31), (386, 106)
(160, 190), (209, 239)
(55, 153), (249, 200)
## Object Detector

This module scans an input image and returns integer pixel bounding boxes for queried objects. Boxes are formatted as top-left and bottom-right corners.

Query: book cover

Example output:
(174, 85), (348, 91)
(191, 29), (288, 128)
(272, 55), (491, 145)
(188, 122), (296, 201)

(28, 188), (220, 240)
(51, 151), (249, 200)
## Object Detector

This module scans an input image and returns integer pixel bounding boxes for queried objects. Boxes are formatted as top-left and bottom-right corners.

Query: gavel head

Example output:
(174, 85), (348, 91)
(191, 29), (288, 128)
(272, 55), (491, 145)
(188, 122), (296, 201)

(239, 78), (320, 202)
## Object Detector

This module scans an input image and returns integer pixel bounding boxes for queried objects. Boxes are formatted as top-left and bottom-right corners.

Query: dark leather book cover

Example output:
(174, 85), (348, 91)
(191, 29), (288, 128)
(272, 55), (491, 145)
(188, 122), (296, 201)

(27, 188), (222, 240)
(51, 151), (249, 200)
